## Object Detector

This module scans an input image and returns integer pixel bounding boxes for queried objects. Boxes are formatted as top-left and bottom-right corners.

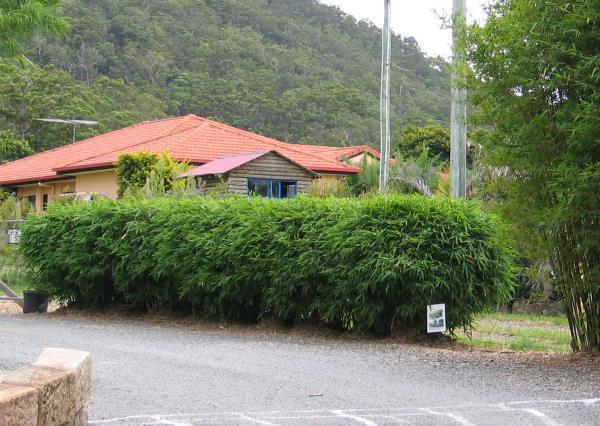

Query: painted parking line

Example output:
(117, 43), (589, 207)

(89, 398), (600, 425)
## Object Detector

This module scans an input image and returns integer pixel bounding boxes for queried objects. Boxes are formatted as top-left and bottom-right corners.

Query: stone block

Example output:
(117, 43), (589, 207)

(0, 366), (74, 426)
(0, 383), (38, 426)
(33, 348), (91, 414)
(65, 407), (89, 426)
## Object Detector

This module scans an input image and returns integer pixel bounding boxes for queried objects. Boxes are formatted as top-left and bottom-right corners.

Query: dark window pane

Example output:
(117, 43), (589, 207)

(248, 179), (270, 197)
(280, 182), (297, 198)
(248, 179), (297, 198)
(43, 194), (49, 210)
(27, 195), (36, 208)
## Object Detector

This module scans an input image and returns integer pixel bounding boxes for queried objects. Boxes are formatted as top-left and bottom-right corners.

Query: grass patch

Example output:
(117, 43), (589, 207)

(455, 311), (571, 353)
(481, 311), (568, 326)
(0, 245), (28, 296)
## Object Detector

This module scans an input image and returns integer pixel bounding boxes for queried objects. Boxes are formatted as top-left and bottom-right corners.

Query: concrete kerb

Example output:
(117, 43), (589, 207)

(0, 348), (91, 426)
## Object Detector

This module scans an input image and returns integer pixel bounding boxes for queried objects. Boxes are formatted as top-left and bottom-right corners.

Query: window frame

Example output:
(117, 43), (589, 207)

(247, 178), (298, 199)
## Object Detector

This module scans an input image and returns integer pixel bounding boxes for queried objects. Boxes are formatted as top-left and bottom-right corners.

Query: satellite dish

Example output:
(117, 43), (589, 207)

(35, 118), (98, 142)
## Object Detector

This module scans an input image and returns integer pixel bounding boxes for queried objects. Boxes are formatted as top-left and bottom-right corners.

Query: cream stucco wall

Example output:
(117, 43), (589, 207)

(17, 180), (76, 212)
(74, 170), (118, 199)
(15, 169), (117, 212)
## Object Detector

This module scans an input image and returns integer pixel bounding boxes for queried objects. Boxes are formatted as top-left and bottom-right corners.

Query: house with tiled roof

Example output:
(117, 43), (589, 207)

(0, 115), (378, 211)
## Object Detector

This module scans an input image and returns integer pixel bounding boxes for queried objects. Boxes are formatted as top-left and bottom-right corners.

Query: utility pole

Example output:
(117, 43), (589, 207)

(450, 0), (467, 198)
(379, 0), (392, 193)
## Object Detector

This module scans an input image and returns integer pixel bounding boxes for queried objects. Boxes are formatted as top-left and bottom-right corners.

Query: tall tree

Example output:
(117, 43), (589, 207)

(0, 130), (32, 163)
(0, 63), (166, 154)
(397, 125), (451, 163)
(0, 0), (68, 58)
(31, 0), (451, 148)
(469, 0), (600, 351)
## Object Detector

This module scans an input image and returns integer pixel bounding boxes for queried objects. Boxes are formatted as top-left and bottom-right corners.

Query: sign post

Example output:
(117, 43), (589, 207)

(7, 229), (21, 244)
(427, 303), (447, 333)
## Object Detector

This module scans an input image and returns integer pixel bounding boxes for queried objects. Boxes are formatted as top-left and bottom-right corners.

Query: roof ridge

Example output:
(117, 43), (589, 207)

(0, 115), (182, 172)
(59, 118), (207, 169)
(218, 150), (271, 158)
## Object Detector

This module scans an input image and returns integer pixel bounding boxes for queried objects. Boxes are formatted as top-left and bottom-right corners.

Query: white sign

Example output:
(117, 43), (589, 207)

(427, 303), (447, 333)
(7, 229), (21, 244)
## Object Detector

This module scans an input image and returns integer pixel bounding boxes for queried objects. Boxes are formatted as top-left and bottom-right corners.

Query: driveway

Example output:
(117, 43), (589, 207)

(0, 310), (598, 425)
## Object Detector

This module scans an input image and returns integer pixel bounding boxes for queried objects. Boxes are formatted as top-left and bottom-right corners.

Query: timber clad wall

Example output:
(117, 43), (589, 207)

(226, 152), (315, 195)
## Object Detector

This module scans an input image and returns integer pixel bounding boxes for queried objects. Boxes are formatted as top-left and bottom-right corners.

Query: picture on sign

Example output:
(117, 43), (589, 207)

(7, 229), (21, 244)
(427, 303), (447, 333)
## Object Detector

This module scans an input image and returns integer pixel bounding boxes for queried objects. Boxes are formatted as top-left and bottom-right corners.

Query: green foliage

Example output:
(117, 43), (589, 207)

(0, 195), (33, 293)
(28, 0), (450, 148)
(0, 62), (166, 152)
(21, 195), (516, 335)
(141, 152), (193, 197)
(306, 179), (351, 198)
(0, 0), (68, 58)
(115, 152), (158, 197)
(0, 130), (33, 163)
(115, 151), (192, 197)
(346, 156), (380, 196)
(468, 0), (600, 351)
(391, 149), (442, 196)
(397, 125), (451, 163)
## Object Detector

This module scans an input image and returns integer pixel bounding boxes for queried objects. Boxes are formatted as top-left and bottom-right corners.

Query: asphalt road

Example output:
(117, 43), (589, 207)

(1, 312), (599, 425)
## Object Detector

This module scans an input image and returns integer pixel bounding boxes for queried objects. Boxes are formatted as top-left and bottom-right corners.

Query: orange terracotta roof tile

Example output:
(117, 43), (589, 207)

(0, 115), (364, 186)
(291, 144), (381, 162)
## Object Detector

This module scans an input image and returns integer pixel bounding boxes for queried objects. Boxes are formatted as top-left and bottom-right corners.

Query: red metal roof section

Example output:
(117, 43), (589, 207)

(0, 115), (364, 186)
(180, 151), (271, 177)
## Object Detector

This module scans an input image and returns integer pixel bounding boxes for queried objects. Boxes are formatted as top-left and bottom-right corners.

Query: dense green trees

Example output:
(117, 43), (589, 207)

(27, 0), (450, 151)
(0, 63), (166, 152)
(0, 130), (33, 163)
(397, 125), (451, 163)
(469, 0), (600, 351)
(0, 0), (67, 58)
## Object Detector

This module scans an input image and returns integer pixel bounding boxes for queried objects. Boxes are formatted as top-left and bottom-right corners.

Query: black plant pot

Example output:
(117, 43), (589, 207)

(23, 290), (49, 314)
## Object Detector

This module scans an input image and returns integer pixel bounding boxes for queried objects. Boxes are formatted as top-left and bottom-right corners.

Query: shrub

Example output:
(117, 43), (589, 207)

(115, 152), (158, 197)
(20, 195), (515, 335)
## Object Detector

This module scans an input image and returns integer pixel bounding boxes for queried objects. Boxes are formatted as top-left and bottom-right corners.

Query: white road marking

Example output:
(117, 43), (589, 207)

(521, 408), (561, 426)
(421, 408), (475, 426)
(235, 413), (278, 425)
(331, 410), (379, 426)
(88, 398), (600, 425)
(508, 398), (600, 406)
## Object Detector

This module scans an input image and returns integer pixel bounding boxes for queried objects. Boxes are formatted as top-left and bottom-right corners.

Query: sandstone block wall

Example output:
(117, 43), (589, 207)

(0, 348), (91, 426)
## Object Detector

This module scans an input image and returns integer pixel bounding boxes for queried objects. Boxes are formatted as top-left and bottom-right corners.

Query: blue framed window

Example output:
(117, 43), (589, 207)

(247, 178), (297, 198)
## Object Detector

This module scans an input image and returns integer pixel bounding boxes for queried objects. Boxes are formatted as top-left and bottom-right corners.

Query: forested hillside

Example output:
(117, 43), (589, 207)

(1, 0), (450, 161)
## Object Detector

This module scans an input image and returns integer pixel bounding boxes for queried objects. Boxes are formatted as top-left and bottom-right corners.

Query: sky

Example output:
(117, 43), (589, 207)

(319, 0), (489, 59)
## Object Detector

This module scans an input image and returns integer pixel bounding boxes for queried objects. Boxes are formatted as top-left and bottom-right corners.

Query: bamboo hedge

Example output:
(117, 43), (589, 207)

(20, 195), (515, 335)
